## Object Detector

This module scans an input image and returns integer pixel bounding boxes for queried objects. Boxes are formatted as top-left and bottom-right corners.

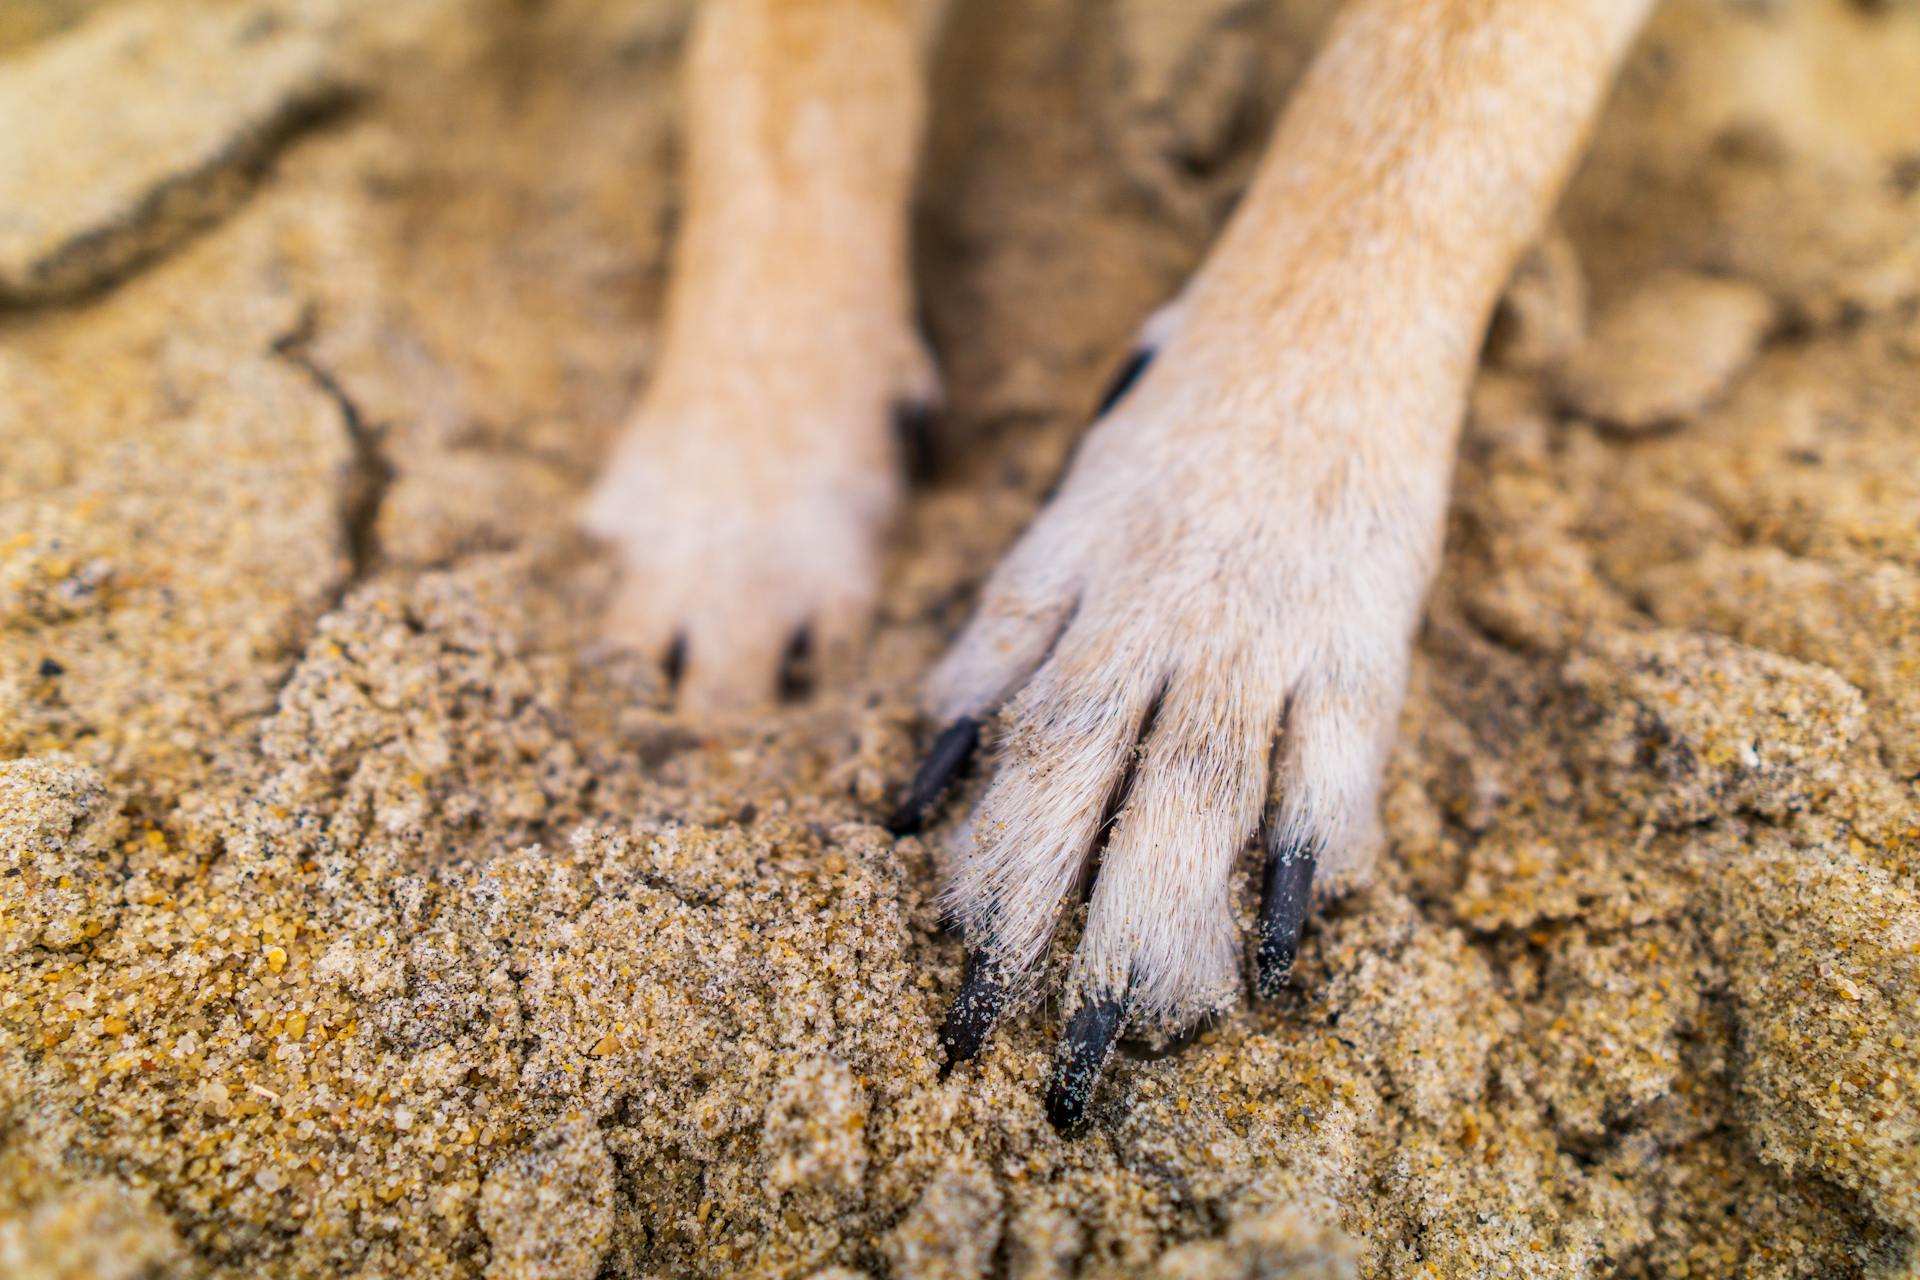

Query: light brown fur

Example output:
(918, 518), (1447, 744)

(586, 0), (1657, 1059)
(584, 0), (937, 712)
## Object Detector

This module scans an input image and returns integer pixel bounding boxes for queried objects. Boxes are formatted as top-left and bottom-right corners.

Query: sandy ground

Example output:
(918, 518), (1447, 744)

(2, 0), (1919, 1276)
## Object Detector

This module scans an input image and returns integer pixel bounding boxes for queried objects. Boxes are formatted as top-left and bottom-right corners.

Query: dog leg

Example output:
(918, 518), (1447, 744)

(906, 0), (1656, 1127)
(585, 0), (939, 712)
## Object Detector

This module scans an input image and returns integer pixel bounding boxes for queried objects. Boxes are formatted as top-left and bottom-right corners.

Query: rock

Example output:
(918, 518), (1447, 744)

(1556, 270), (1774, 430)
(0, 1), (349, 303)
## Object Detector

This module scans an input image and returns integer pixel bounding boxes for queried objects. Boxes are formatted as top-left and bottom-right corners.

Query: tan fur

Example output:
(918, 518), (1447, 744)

(584, 0), (938, 713)
(588, 0), (1655, 1024)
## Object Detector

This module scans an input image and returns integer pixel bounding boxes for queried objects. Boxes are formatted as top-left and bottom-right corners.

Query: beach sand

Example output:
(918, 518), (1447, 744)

(2, 0), (1918, 1275)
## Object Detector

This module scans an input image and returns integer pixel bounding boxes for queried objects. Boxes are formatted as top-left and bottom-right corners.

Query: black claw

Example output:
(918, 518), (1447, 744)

(894, 399), (939, 484)
(887, 717), (981, 836)
(1044, 992), (1129, 1132)
(1255, 836), (1320, 1000)
(777, 626), (814, 703)
(938, 949), (1011, 1076)
(1094, 347), (1155, 418)
(661, 633), (687, 693)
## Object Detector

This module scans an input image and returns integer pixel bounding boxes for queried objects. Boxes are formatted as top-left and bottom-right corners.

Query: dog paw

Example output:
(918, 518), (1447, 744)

(585, 332), (935, 714)
(898, 306), (1457, 1128)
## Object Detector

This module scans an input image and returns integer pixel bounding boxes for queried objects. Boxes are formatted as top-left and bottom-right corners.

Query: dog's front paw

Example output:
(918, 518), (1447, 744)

(900, 320), (1457, 1128)
(585, 335), (933, 714)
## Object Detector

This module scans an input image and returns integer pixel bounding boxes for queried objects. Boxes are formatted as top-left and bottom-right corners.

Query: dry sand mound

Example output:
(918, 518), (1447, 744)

(2, 1), (1919, 1276)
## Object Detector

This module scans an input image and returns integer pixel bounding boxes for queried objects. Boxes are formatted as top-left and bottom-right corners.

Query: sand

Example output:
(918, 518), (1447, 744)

(1, 0), (1918, 1276)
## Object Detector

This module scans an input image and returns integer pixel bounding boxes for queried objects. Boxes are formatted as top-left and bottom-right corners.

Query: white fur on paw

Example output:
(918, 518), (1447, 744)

(926, 328), (1451, 1029)
(585, 343), (925, 713)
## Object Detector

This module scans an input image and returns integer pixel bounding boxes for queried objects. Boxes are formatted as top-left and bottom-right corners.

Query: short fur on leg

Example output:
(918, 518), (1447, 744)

(927, 0), (1657, 1080)
(584, 0), (941, 712)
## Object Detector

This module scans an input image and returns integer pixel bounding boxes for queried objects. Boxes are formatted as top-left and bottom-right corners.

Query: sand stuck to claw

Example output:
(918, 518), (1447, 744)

(3, 0), (1920, 1276)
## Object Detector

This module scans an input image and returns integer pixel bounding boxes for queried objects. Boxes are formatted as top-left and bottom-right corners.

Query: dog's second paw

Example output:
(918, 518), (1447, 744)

(585, 335), (934, 714)
(903, 310), (1460, 1128)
